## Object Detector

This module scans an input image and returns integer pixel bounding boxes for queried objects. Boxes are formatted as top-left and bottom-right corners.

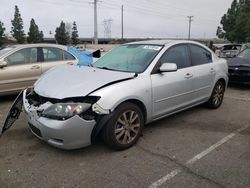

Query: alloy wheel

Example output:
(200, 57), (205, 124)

(114, 110), (141, 144)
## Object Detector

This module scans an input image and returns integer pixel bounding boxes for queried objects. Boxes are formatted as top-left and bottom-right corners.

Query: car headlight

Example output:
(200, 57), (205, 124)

(41, 103), (91, 120)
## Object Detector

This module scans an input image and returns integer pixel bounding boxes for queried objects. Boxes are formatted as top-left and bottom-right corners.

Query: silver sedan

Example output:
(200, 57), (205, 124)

(2, 40), (228, 150)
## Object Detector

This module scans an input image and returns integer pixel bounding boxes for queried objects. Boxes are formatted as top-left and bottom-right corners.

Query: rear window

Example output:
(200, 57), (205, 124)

(223, 45), (241, 51)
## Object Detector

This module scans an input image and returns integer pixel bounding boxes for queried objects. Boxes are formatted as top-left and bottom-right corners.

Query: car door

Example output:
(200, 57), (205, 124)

(41, 47), (77, 74)
(0, 47), (41, 93)
(151, 44), (196, 119)
(188, 44), (216, 102)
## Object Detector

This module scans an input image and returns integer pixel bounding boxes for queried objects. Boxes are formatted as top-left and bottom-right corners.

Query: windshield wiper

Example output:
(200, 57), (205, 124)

(96, 66), (116, 71)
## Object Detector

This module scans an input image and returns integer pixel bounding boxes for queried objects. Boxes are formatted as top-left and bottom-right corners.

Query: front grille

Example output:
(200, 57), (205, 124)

(29, 123), (42, 138)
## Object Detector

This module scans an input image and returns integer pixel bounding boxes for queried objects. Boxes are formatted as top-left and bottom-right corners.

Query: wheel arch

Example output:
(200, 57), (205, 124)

(118, 99), (147, 124)
(91, 98), (147, 142)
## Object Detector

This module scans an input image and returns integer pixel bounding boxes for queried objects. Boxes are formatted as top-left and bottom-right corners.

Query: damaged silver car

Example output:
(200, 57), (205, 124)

(2, 40), (228, 150)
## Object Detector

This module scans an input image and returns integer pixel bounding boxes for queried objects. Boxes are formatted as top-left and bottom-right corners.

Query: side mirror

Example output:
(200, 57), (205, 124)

(92, 49), (101, 58)
(0, 61), (7, 68)
(159, 63), (177, 72)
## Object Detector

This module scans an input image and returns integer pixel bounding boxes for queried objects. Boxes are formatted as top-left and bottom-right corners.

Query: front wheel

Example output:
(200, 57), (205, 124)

(102, 102), (144, 150)
(207, 80), (225, 109)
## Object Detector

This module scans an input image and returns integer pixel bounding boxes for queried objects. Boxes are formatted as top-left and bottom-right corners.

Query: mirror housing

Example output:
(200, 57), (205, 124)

(0, 61), (7, 68)
(159, 63), (177, 72)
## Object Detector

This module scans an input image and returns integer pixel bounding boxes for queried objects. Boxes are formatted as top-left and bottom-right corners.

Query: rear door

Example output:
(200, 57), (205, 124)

(0, 47), (41, 93)
(41, 47), (77, 74)
(188, 44), (216, 102)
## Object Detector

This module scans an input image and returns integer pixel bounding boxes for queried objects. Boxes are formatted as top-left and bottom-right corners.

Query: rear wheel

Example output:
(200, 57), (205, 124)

(207, 80), (225, 109)
(102, 102), (144, 150)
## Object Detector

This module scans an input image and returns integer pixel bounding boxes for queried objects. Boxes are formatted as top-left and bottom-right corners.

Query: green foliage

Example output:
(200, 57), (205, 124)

(71, 21), (79, 45)
(55, 21), (70, 45)
(0, 21), (5, 47)
(216, 26), (225, 39)
(11, 5), (25, 44)
(218, 0), (250, 43)
(27, 18), (44, 43)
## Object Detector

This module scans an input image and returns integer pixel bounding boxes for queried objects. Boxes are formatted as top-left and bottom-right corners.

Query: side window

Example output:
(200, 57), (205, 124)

(5, 48), (37, 65)
(63, 51), (75, 60)
(160, 45), (190, 69)
(43, 47), (63, 62)
(189, 45), (212, 66)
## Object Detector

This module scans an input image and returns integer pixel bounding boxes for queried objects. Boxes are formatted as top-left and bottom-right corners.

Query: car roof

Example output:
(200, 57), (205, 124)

(126, 40), (204, 46)
(8, 43), (67, 50)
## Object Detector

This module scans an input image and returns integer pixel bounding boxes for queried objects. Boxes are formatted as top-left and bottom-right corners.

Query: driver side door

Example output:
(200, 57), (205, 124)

(151, 44), (196, 119)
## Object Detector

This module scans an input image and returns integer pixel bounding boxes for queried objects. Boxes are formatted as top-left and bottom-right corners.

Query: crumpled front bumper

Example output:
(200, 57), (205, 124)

(23, 89), (96, 150)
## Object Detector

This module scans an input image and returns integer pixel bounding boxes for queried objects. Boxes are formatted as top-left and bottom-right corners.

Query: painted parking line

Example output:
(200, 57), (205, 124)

(149, 124), (249, 188)
(225, 96), (250, 101)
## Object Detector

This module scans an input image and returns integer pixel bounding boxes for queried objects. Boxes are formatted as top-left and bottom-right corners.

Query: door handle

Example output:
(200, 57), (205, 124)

(31, 65), (40, 69)
(184, 73), (193, 79)
(210, 68), (216, 74)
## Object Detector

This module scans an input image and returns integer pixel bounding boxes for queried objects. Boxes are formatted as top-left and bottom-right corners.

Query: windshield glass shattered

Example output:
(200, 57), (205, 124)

(93, 44), (162, 73)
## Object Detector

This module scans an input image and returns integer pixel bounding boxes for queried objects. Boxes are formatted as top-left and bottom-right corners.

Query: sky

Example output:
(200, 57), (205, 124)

(0, 0), (233, 39)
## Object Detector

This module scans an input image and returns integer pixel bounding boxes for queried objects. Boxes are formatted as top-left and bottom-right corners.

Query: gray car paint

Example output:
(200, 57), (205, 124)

(34, 65), (135, 99)
(20, 40), (228, 149)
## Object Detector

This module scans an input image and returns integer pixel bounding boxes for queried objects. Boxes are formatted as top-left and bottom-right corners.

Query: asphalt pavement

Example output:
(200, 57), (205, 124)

(0, 86), (249, 188)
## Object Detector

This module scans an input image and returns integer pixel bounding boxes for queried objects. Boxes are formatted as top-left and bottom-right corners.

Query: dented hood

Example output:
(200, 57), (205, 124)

(34, 65), (135, 99)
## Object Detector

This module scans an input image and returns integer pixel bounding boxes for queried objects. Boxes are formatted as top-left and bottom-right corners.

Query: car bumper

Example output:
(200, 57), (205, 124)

(23, 89), (96, 150)
(228, 73), (250, 84)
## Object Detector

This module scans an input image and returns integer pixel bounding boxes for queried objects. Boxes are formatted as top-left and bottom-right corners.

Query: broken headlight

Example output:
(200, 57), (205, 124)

(41, 103), (91, 120)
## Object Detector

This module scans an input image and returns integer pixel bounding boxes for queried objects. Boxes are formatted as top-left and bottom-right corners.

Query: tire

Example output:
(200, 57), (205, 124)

(102, 102), (144, 150)
(207, 80), (225, 109)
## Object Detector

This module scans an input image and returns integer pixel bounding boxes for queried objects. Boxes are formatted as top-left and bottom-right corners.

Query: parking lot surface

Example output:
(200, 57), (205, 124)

(0, 86), (249, 188)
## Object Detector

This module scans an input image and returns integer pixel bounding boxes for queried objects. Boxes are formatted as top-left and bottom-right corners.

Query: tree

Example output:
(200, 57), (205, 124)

(71, 21), (79, 45)
(27, 18), (44, 43)
(55, 21), (70, 45)
(39, 31), (44, 42)
(0, 21), (5, 47)
(216, 26), (225, 39)
(218, 0), (250, 43)
(11, 5), (25, 43)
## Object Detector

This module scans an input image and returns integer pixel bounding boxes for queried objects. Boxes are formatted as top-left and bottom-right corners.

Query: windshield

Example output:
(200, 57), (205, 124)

(238, 48), (250, 59)
(93, 44), (162, 73)
(0, 47), (16, 56)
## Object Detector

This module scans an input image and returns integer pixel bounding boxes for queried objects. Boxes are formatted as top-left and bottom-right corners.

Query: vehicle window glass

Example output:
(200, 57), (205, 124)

(5, 48), (37, 65)
(43, 47), (63, 62)
(190, 45), (212, 66)
(0, 46), (16, 56)
(160, 45), (190, 69)
(238, 48), (250, 59)
(93, 44), (162, 73)
(63, 51), (75, 60)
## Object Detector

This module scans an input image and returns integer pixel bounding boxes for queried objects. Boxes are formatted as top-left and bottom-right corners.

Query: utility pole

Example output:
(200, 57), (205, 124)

(121, 5), (124, 40)
(187, 16), (194, 40)
(93, 0), (99, 44)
